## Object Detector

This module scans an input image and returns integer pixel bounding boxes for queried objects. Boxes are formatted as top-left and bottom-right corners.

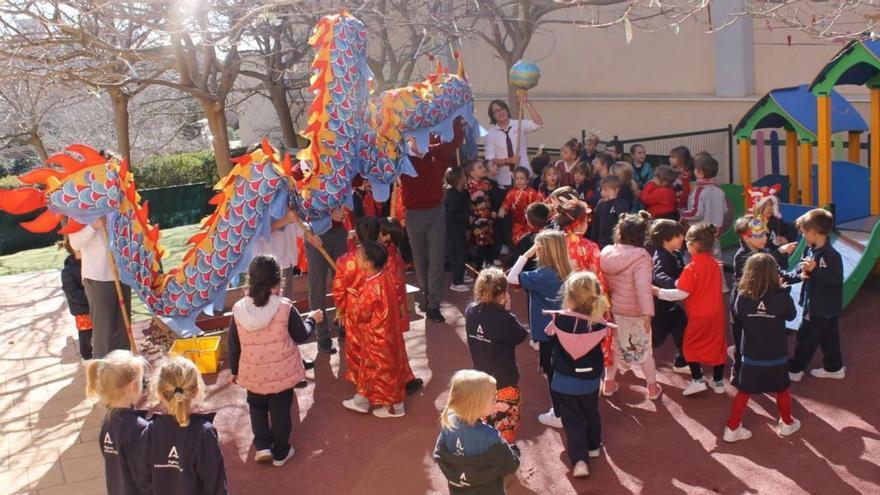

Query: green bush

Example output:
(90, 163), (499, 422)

(132, 150), (219, 189)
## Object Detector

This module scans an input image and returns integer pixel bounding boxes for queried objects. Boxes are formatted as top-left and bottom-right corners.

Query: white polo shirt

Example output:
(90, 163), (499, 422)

(254, 222), (303, 269)
(483, 119), (542, 186)
(68, 224), (115, 282)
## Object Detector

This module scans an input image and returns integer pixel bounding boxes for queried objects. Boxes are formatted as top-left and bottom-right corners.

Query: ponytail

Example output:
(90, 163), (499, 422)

(153, 357), (203, 427)
(84, 350), (147, 408)
(247, 254), (281, 307)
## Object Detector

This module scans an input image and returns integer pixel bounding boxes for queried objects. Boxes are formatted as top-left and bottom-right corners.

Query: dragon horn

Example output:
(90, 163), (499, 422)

(65, 144), (105, 166)
(18, 167), (64, 185)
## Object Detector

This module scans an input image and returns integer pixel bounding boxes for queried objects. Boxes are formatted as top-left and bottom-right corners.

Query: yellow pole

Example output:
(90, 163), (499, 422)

(738, 137), (751, 187)
(799, 141), (813, 206)
(817, 94), (833, 206)
(100, 225), (138, 354)
(871, 88), (880, 216)
(848, 131), (861, 163)
(786, 130), (799, 204)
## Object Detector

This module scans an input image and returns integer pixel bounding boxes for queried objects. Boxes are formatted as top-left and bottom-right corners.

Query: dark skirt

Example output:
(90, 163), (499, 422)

(733, 357), (790, 394)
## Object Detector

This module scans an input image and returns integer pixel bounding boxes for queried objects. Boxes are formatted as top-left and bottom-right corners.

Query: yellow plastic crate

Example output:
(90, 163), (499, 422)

(169, 336), (222, 374)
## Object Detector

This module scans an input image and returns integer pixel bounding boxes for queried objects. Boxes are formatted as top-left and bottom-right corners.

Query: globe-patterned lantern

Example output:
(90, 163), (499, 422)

(509, 60), (540, 90)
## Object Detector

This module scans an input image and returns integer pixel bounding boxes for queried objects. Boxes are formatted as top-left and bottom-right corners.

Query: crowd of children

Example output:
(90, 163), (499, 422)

(67, 135), (850, 494)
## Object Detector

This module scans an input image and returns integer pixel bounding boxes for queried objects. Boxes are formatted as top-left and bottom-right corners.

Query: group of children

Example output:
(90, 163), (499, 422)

(72, 137), (849, 494)
(434, 147), (847, 491)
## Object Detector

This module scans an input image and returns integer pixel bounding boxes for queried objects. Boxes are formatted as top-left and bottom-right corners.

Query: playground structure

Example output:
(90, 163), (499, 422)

(734, 39), (880, 327)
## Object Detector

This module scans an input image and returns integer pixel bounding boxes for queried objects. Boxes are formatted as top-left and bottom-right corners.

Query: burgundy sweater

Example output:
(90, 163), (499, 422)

(400, 119), (465, 211)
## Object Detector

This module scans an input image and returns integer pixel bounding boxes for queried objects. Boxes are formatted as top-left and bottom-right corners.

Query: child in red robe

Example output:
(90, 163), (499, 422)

(499, 166), (543, 246)
(342, 241), (411, 418)
(555, 200), (614, 369)
(332, 217), (380, 384)
(378, 217), (424, 394)
(656, 223), (728, 394)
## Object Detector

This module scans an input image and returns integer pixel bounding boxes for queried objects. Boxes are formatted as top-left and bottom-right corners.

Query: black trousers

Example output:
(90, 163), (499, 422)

(78, 330), (93, 360)
(552, 390), (602, 465)
(651, 306), (687, 367)
(539, 340), (560, 415)
(447, 229), (468, 285)
(790, 316), (843, 373)
(247, 388), (294, 460)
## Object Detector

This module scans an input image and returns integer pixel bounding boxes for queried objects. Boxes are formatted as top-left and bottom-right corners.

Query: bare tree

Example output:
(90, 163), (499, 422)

(0, 76), (82, 159)
(238, 7), (315, 148)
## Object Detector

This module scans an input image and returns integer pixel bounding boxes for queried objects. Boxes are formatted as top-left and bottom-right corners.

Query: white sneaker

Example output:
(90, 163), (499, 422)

(710, 380), (726, 394)
(254, 449), (272, 463)
(683, 379), (708, 396)
(588, 448), (601, 458)
(778, 418), (801, 437)
(272, 446), (295, 467)
(788, 371), (804, 382)
(372, 402), (405, 418)
(572, 460), (590, 477)
(810, 367), (846, 380)
(538, 408), (563, 429)
(529, 340), (540, 351)
(449, 283), (470, 293)
(342, 394), (370, 414)
(723, 426), (752, 443)
(672, 364), (691, 374)
(463, 275), (474, 283)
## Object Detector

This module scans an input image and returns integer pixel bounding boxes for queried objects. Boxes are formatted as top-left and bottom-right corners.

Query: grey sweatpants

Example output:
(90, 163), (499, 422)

(305, 225), (348, 343)
(404, 205), (446, 311)
(83, 279), (132, 358)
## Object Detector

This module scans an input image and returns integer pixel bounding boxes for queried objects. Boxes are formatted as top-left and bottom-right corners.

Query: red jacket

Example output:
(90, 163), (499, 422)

(400, 119), (465, 211)
(640, 181), (677, 218)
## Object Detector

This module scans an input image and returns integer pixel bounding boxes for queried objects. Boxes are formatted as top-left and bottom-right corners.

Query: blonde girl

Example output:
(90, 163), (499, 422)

(507, 230), (571, 429)
(465, 268), (528, 444)
(140, 357), (228, 494)
(544, 271), (612, 477)
(433, 370), (520, 494)
(609, 161), (639, 211)
(86, 350), (149, 495)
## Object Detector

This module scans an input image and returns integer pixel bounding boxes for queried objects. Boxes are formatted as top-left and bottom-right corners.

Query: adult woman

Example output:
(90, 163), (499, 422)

(483, 93), (544, 189)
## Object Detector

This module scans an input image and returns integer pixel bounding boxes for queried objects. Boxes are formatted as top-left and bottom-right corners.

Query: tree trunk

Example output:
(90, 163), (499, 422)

(108, 89), (132, 161)
(27, 131), (48, 161)
(200, 99), (233, 176)
(268, 83), (298, 149)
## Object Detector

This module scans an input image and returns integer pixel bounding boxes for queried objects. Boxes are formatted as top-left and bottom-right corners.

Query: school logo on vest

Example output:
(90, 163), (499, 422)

(455, 438), (465, 456)
(757, 301), (767, 313)
(819, 258), (827, 268)
(470, 324), (491, 343)
(155, 445), (184, 472)
(458, 472), (470, 487)
(102, 432), (118, 455)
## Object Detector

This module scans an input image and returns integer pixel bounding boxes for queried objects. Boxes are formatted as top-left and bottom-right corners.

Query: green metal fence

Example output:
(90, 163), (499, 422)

(0, 182), (213, 255)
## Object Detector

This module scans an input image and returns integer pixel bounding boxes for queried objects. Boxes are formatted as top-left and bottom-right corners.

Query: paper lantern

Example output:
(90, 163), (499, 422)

(509, 60), (540, 90)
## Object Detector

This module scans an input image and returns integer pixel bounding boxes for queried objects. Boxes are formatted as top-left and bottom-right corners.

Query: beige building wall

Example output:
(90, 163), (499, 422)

(237, 5), (872, 182)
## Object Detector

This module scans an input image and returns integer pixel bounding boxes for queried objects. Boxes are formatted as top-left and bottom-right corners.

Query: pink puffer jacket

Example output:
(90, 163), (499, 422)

(599, 244), (655, 317)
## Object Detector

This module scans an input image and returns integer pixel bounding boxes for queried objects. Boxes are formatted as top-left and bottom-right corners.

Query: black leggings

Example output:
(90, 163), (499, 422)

(539, 340), (561, 415)
(690, 363), (724, 382)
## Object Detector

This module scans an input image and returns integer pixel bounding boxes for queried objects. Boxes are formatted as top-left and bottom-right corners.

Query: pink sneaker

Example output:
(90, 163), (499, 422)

(647, 383), (663, 400)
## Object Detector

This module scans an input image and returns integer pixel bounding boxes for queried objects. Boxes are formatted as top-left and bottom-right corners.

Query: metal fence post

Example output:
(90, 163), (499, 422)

(727, 124), (735, 184)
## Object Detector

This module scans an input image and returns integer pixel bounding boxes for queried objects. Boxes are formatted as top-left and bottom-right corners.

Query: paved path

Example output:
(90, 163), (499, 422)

(2, 269), (879, 494)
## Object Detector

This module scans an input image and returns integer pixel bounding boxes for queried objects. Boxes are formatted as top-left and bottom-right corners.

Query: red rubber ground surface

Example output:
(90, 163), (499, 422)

(161, 276), (880, 494)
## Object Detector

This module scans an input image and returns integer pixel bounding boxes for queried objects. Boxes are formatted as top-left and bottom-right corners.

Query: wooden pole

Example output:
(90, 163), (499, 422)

(738, 137), (751, 187)
(514, 89), (525, 171)
(817, 94), (833, 206)
(799, 141), (813, 206)
(871, 88), (880, 216)
(848, 131), (861, 163)
(289, 211), (337, 270)
(786, 130), (799, 204)
(100, 225), (138, 354)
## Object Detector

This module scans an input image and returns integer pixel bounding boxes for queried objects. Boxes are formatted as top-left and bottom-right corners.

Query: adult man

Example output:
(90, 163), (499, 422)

(399, 118), (465, 323)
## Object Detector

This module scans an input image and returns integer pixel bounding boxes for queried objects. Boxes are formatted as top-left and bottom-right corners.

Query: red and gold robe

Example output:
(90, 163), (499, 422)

(384, 243), (410, 333)
(332, 249), (365, 383)
(565, 232), (615, 366)
(502, 186), (543, 245)
(350, 269), (410, 405)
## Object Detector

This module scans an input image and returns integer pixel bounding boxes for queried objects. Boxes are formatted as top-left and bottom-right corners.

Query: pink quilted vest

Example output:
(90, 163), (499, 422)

(235, 298), (304, 394)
